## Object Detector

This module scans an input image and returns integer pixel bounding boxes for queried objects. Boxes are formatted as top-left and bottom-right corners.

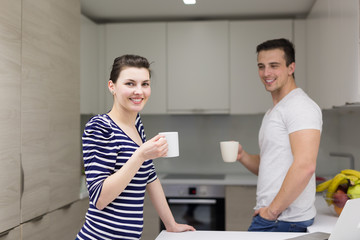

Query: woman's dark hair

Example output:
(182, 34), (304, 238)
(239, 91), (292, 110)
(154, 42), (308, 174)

(109, 54), (151, 83)
(256, 38), (295, 66)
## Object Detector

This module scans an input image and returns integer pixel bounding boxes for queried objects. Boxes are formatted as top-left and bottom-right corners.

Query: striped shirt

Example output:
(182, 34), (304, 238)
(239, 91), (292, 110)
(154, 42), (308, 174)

(77, 114), (157, 240)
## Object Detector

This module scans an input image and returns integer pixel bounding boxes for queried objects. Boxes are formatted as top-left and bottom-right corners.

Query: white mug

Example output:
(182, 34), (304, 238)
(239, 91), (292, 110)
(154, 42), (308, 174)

(159, 132), (179, 158)
(220, 141), (239, 163)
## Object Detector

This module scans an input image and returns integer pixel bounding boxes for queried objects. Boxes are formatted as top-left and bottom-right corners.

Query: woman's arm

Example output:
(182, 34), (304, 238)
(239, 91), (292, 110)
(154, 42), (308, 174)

(146, 179), (195, 232)
(96, 135), (167, 210)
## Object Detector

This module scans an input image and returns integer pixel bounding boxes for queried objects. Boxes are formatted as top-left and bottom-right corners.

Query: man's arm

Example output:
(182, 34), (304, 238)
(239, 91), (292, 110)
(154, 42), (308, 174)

(258, 129), (321, 220)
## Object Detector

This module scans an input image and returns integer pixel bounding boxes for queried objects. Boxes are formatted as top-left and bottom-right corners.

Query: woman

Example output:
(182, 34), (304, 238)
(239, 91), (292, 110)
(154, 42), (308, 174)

(76, 55), (195, 239)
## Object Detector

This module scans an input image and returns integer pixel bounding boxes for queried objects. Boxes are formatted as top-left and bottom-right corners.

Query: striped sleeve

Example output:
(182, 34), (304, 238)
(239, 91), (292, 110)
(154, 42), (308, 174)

(136, 114), (158, 184)
(82, 115), (118, 206)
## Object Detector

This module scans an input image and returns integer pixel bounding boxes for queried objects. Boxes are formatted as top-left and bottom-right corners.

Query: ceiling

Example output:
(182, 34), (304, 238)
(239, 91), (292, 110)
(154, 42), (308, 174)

(81, 0), (317, 23)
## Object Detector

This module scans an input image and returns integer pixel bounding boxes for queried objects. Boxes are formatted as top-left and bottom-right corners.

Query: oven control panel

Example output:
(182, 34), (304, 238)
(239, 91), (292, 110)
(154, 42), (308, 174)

(162, 184), (225, 198)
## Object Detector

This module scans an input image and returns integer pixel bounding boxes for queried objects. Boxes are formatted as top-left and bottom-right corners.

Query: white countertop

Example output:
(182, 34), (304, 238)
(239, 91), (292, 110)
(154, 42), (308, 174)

(158, 173), (258, 186)
(155, 231), (306, 240)
(155, 194), (339, 240)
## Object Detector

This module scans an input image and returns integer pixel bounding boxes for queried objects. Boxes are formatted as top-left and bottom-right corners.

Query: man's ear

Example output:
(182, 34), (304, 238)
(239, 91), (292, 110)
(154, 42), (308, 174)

(288, 62), (295, 76)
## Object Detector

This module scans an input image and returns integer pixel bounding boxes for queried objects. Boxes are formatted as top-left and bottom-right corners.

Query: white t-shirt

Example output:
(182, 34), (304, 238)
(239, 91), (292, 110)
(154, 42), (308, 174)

(256, 88), (322, 222)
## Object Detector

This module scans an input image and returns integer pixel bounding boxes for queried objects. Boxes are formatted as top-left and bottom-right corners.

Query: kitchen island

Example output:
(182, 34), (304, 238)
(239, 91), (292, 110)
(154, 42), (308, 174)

(155, 230), (306, 240)
(155, 194), (339, 240)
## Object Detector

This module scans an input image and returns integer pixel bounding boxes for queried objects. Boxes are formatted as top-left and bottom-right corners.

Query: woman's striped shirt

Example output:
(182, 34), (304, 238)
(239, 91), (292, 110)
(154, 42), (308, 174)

(76, 114), (157, 240)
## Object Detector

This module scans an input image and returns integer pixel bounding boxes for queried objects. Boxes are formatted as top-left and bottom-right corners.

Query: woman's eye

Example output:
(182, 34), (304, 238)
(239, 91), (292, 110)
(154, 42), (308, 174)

(142, 82), (150, 87)
(125, 82), (134, 86)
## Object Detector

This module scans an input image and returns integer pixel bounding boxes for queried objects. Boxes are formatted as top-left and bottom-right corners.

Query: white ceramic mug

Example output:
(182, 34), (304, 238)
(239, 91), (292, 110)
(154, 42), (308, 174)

(159, 132), (179, 158)
(220, 141), (239, 162)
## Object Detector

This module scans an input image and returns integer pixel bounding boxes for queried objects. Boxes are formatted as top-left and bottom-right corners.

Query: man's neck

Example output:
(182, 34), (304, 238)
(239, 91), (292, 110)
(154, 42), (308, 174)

(271, 78), (297, 106)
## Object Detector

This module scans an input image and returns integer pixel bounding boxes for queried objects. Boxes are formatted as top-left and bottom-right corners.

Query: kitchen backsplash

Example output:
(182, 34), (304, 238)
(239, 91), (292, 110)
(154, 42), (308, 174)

(81, 110), (360, 176)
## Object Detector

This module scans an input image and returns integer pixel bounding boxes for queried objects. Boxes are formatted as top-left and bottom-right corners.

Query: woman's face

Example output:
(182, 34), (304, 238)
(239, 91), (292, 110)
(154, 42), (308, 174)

(109, 67), (151, 113)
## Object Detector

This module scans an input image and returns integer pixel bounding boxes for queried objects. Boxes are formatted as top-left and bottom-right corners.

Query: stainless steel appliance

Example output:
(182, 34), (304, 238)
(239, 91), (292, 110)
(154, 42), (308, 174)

(160, 174), (225, 231)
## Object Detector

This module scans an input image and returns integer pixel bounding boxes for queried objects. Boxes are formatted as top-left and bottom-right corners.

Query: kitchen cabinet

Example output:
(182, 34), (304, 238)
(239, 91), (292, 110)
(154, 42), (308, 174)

(143, 191), (161, 240)
(167, 21), (230, 114)
(306, 0), (360, 109)
(0, 0), (21, 233)
(105, 22), (167, 114)
(19, 199), (88, 240)
(21, 0), (81, 222)
(80, 15), (101, 115)
(229, 20), (293, 114)
(225, 186), (256, 231)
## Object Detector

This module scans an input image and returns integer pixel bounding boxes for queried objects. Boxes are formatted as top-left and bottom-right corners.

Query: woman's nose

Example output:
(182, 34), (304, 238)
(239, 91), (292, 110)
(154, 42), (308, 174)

(134, 85), (143, 94)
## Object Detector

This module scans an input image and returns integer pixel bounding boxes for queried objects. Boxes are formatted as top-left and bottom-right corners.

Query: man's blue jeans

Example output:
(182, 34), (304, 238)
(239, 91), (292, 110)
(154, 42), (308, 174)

(248, 214), (314, 232)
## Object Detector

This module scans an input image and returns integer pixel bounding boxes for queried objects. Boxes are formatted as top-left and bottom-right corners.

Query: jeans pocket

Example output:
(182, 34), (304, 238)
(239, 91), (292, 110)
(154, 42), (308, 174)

(248, 214), (277, 232)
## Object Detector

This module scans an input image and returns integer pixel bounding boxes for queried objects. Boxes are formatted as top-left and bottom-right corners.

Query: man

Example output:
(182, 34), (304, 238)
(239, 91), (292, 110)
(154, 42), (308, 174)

(237, 38), (322, 232)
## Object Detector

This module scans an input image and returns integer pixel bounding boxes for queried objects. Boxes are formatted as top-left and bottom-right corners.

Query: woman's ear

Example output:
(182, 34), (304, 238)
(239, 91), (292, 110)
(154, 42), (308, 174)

(108, 80), (115, 95)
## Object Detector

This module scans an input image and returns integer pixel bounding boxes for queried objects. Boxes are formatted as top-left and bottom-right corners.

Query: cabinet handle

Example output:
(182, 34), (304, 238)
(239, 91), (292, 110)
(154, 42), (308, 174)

(60, 202), (72, 210)
(31, 214), (44, 222)
(20, 155), (24, 198)
(0, 229), (11, 237)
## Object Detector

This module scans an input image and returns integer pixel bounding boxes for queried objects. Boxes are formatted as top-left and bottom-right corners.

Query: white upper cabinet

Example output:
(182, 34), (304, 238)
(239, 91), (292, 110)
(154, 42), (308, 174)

(105, 22), (167, 114)
(167, 21), (230, 114)
(230, 20), (293, 114)
(306, 0), (360, 109)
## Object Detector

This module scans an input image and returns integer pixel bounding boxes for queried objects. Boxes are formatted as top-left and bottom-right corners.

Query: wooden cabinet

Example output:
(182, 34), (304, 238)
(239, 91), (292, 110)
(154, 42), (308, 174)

(105, 22), (167, 114)
(225, 186), (256, 231)
(0, 0), (21, 233)
(306, 0), (360, 109)
(19, 199), (88, 240)
(167, 21), (230, 114)
(229, 20), (293, 114)
(143, 192), (160, 240)
(21, 0), (81, 222)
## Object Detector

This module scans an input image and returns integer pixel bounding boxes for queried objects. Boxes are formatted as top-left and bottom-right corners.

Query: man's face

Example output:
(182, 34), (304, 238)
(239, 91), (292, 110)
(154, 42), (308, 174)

(257, 49), (295, 95)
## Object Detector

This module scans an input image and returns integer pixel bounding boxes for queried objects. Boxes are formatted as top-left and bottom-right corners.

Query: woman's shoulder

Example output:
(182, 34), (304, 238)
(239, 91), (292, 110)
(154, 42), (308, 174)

(84, 114), (113, 135)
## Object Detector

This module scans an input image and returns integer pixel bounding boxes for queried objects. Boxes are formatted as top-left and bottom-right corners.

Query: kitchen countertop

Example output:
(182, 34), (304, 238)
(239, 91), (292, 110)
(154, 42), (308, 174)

(155, 231), (306, 240)
(157, 173), (258, 186)
(155, 194), (339, 240)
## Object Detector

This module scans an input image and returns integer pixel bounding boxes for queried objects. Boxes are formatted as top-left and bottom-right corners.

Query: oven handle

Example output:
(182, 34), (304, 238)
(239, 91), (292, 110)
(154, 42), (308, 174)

(168, 199), (217, 205)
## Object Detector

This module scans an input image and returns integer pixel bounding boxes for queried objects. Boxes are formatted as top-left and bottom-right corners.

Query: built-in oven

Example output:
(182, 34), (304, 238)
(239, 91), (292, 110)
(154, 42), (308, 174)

(160, 174), (225, 231)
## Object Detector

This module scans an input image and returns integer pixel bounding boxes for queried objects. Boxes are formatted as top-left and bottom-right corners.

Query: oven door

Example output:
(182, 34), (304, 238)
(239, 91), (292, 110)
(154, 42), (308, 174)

(160, 197), (225, 231)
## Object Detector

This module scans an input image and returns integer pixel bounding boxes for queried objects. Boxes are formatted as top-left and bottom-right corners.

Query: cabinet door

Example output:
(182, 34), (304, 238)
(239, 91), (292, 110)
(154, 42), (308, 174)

(21, 214), (50, 240)
(167, 21), (230, 114)
(105, 22), (167, 114)
(143, 192), (160, 240)
(21, 0), (81, 221)
(0, 0), (21, 233)
(230, 20), (293, 114)
(225, 186), (256, 231)
(46, 0), (81, 212)
(306, 0), (360, 109)
(48, 201), (87, 240)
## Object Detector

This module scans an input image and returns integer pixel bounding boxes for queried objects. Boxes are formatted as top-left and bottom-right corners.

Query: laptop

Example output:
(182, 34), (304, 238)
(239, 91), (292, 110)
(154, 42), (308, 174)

(286, 197), (360, 240)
